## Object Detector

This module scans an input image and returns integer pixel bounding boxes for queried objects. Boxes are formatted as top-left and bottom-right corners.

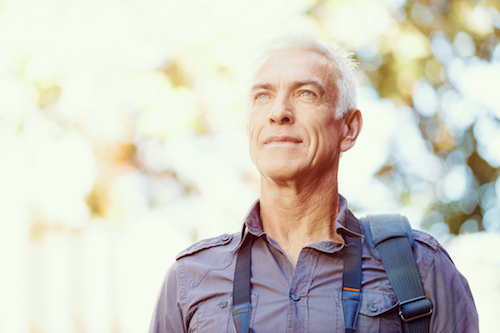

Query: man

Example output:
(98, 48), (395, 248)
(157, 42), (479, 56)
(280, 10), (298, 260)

(149, 35), (478, 332)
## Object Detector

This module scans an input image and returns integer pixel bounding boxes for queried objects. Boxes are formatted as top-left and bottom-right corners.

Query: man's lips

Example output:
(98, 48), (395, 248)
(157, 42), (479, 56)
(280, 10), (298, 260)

(264, 136), (302, 144)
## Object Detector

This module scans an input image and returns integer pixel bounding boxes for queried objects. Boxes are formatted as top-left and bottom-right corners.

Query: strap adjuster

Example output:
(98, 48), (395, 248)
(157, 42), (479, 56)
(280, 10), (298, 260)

(398, 296), (433, 323)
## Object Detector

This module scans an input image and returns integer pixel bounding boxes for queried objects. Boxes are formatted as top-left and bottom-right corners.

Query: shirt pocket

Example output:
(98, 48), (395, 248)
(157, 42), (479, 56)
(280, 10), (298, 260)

(193, 293), (259, 333)
(355, 290), (402, 333)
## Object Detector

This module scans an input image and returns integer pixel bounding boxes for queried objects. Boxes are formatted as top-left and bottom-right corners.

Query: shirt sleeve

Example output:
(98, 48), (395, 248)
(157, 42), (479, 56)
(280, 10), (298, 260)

(425, 244), (479, 333)
(148, 262), (187, 333)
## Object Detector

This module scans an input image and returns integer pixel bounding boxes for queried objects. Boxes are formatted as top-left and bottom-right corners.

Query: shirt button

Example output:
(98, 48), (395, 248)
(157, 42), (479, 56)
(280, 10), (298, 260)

(291, 293), (301, 301)
(369, 305), (378, 312)
(220, 301), (228, 308)
(221, 235), (230, 241)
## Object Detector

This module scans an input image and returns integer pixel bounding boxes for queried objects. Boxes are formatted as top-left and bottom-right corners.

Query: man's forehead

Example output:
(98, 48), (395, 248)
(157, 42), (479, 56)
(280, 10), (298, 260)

(251, 48), (334, 87)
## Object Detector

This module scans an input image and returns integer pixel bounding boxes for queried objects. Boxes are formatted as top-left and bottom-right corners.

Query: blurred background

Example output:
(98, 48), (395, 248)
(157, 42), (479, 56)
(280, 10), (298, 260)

(0, 0), (499, 332)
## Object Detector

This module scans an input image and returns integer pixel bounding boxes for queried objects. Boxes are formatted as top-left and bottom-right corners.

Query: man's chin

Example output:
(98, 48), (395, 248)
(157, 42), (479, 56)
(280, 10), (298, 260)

(259, 164), (305, 183)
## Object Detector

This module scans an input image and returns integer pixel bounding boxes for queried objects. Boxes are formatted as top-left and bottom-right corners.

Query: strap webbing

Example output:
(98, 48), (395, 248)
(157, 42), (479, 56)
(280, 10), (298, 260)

(377, 237), (432, 333)
(232, 233), (256, 333)
(363, 215), (432, 333)
(341, 211), (363, 333)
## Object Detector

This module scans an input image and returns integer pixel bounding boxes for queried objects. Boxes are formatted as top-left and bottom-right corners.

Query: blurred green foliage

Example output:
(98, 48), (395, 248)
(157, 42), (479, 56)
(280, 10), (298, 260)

(308, 0), (500, 234)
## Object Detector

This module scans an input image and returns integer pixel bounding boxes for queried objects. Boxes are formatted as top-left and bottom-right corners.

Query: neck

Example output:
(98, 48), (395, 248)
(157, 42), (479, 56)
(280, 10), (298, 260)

(259, 170), (342, 267)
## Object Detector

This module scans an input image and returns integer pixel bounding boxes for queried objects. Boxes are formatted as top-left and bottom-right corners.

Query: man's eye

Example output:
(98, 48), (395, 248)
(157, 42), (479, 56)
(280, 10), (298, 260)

(300, 91), (314, 97)
(256, 93), (268, 99)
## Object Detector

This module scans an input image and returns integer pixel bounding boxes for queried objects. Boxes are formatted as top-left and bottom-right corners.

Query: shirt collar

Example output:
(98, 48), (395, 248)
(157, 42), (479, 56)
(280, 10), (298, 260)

(231, 195), (363, 253)
(230, 200), (262, 253)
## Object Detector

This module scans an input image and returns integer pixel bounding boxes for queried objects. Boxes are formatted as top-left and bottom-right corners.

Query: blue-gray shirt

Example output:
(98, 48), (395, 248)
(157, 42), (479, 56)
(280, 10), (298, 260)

(149, 196), (478, 332)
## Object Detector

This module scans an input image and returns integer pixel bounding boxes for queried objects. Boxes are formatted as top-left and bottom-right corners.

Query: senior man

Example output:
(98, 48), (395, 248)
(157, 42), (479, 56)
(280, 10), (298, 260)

(149, 36), (478, 333)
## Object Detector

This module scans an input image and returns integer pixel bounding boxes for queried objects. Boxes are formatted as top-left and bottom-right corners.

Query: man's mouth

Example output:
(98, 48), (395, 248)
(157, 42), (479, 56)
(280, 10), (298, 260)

(264, 136), (302, 144)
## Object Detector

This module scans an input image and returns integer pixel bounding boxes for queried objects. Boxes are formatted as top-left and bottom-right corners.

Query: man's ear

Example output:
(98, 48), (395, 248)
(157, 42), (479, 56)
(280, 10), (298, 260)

(340, 109), (363, 152)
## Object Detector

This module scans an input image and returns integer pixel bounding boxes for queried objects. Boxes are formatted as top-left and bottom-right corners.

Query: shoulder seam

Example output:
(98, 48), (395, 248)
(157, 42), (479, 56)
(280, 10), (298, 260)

(176, 259), (188, 302)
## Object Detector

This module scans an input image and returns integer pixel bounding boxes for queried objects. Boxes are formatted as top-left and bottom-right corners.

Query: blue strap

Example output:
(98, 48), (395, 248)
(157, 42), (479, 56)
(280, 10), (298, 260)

(341, 211), (363, 332)
(360, 214), (432, 333)
(232, 233), (256, 333)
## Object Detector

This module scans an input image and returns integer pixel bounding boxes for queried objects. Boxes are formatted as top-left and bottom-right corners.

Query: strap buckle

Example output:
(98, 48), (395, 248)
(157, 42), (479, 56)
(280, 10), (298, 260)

(398, 296), (433, 323)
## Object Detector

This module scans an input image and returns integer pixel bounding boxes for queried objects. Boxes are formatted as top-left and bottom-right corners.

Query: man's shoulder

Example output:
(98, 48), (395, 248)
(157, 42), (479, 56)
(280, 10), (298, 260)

(175, 231), (241, 261)
(408, 228), (458, 282)
(356, 213), (441, 255)
(171, 231), (241, 290)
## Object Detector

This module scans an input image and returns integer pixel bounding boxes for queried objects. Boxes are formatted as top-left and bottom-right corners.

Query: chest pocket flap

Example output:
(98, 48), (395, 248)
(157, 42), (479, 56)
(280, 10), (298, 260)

(355, 290), (402, 332)
(358, 290), (398, 317)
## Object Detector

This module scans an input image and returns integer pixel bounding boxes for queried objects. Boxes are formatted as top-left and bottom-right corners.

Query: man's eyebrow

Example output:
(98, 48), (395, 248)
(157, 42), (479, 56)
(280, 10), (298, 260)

(251, 80), (327, 94)
(251, 83), (273, 91)
(291, 79), (327, 95)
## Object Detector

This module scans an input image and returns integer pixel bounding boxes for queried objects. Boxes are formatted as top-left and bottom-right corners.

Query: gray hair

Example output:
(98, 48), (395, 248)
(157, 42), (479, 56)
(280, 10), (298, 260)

(252, 34), (358, 119)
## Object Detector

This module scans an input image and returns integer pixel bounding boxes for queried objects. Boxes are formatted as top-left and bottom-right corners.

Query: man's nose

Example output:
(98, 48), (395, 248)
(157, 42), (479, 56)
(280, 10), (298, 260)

(268, 95), (294, 125)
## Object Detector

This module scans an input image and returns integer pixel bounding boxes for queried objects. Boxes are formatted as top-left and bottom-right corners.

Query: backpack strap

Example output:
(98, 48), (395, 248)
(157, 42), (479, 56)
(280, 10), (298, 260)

(232, 232), (256, 333)
(360, 214), (432, 333)
(342, 211), (363, 333)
